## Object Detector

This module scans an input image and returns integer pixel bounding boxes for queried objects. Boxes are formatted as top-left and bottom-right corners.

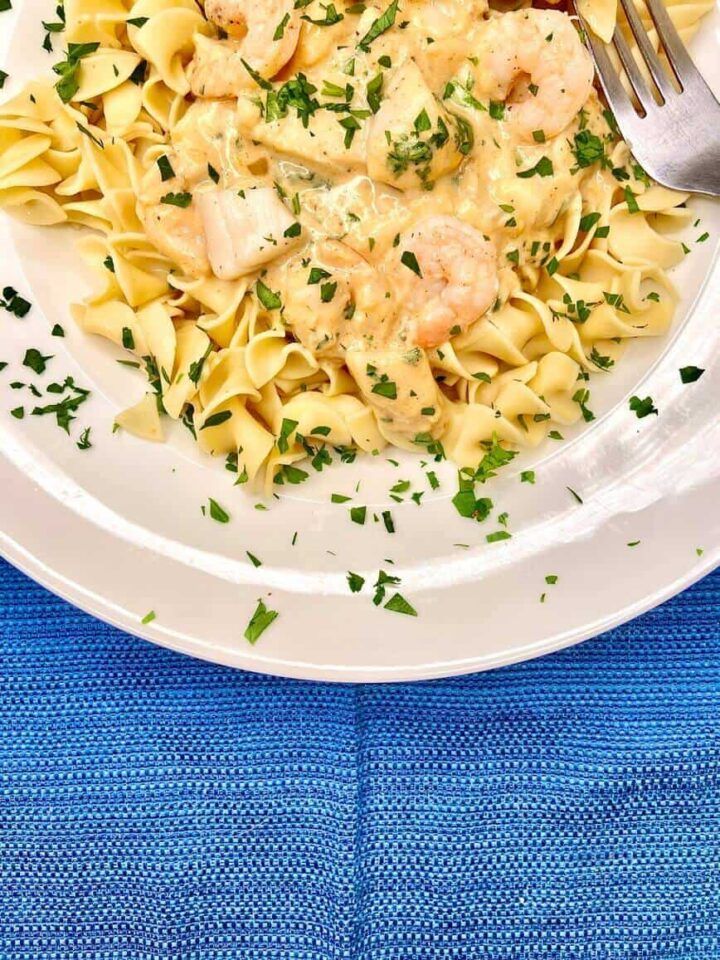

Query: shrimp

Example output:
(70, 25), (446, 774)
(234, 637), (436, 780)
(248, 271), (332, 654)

(475, 9), (593, 141)
(389, 216), (498, 350)
(188, 0), (300, 98)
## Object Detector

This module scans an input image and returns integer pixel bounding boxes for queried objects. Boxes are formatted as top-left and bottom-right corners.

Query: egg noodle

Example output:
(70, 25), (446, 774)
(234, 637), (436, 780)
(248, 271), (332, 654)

(0, 0), (712, 490)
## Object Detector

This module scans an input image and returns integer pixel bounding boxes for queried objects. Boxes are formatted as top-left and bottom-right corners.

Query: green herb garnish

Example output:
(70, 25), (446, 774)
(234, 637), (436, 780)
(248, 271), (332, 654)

(384, 593), (417, 616)
(629, 395), (658, 418)
(208, 498), (230, 523)
(256, 279), (282, 310)
(244, 599), (279, 644)
(160, 192), (191, 208)
(679, 366), (704, 384)
(357, 0), (399, 50)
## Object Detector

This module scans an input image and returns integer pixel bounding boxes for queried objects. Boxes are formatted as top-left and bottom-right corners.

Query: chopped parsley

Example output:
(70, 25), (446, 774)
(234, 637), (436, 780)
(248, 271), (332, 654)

(384, 593), (417, 616)
(160, 192), (192, 208)
(489, 100), (505, 120)
(244, 599), (279, 644)
(256, 279), (282, 310)
(277, 417), (298, 454)
(23, 348), (52, 375)
(1, 286), (32, 318)
(572, 130), (606, 169)
(156, 155), (175, 181)
(76, 426), (92, 450)
(350, 505), (367, 525)
(474, 435), (517, 483)
(629, 395), (658, 418)
(517, 156), (553, 179)
(30, 376), (90, 433)
(347, 571), (365, 593)
(486, 530), (511, 543)
(400, 250), (422, 277)
(301, 2), (344, 26)
(589, 347), (614, 371)
(75, 121), (104, 149)
(371, 379), (397, 400)
(579, 211), (601, 233)
(679, 366), (704, 384)
(208, 498), (230, 523)
(273, 11), (290, 39)
(308, 267), (331, 285)
(366, 72), (384, 113)
(372, 569), (400, 606)
(572, 388), (595, 423)
(200, 410), (232, 430)
(42, 2), (66, 51)
(382, 510), (395, 533)
(320, 281), (337, 302)
(274, 464), (309, 485)
(452, 479), (492, 522)
(357, 0), (399, 51)
(52, 42), (100, 103)
(624, 186), (640, 213)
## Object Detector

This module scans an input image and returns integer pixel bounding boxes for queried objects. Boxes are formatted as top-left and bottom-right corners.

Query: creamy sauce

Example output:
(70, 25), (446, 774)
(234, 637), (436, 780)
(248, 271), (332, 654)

(138, 0), (601, 443)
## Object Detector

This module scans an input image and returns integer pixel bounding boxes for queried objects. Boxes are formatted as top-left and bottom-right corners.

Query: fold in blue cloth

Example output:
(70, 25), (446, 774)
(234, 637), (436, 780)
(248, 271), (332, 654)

(1, 557), (719, 959)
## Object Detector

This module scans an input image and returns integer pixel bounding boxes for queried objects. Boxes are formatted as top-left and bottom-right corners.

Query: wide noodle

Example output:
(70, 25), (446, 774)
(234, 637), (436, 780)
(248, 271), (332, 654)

(0, 0), (710, 489)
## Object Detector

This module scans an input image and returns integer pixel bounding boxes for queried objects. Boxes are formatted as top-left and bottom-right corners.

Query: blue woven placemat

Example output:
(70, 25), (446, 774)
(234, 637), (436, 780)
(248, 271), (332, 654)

(1, 556), (719, 960)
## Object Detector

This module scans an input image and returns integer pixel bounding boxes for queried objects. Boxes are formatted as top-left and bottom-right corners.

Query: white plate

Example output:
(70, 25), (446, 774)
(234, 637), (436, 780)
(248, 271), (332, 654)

(1, 1), (719, 681)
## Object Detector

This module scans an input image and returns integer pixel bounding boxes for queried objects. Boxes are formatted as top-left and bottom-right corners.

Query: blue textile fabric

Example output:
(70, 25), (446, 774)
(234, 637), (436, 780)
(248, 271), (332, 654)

(1, 557), (720, 960)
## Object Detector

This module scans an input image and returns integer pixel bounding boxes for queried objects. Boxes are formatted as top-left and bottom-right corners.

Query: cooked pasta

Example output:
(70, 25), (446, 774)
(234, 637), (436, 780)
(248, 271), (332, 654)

(0, 0), (709, 490)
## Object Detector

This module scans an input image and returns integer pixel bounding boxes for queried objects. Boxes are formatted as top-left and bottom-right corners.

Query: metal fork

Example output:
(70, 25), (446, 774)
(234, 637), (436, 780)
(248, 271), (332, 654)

(575, 0), (720, 196)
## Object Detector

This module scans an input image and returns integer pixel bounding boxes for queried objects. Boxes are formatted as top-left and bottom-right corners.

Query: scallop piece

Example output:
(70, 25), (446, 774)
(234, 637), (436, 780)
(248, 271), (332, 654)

(197, 186), (302, 280)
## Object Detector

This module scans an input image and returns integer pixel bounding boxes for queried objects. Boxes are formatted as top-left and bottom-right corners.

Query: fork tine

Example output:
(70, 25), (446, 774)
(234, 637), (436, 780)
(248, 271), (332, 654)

(581, 21), (642, 131)
(642, 0), (700, 83)
(617, 0), (676, 101)
(612, 26), (655, 112)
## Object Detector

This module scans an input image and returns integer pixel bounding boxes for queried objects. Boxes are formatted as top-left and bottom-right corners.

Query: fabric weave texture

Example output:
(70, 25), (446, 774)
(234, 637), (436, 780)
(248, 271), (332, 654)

(1, 557), (719, 960)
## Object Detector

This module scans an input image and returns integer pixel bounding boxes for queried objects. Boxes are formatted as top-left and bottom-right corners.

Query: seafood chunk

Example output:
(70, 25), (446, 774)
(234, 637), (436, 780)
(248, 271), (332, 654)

(475, 9), (593, 140)
(366, 60), (468, 190)
(197, 186), (301, 280)
(389, 215), (498, 349)
(187, 0), (300, 98)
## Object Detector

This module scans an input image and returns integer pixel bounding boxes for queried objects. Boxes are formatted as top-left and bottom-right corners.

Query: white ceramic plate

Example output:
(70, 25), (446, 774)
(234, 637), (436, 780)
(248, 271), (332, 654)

(1, 1), (719, 681)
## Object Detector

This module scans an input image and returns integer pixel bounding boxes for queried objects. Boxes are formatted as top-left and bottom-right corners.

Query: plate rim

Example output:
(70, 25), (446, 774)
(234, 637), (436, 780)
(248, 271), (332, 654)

(2, 527), (718, 682)
(2, 1), (720, 682)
